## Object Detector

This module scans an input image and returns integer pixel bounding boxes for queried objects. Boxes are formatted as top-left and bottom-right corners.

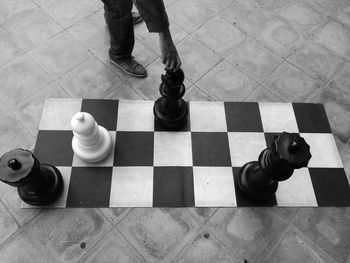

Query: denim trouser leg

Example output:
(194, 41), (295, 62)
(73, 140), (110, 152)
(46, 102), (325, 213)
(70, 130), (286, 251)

(102, 0), (134, 59)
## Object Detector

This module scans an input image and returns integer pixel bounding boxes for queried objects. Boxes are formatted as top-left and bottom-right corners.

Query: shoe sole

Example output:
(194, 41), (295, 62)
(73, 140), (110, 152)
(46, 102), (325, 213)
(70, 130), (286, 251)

(110, 59), (147, 78)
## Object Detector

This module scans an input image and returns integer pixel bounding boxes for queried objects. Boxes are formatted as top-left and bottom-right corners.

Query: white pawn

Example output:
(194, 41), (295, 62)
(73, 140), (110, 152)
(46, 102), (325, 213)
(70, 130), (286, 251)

(71, 112), (112, 162)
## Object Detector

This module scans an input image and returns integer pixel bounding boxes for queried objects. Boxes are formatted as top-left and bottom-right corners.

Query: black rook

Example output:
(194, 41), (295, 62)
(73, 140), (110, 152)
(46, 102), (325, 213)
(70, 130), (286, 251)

(0, 148), (63, 206)
(238, 132), (312, 201)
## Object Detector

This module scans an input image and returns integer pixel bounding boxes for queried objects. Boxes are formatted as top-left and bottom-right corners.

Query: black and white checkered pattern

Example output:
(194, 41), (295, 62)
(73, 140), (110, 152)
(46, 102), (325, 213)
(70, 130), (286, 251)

(22, 99), (350, 208)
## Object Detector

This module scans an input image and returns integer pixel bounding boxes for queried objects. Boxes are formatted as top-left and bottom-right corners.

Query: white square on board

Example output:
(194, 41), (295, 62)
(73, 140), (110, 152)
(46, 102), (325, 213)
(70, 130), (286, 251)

(190, 101), (227, 132)
(301, 133), (343, 168)
(259, 102), (299, 133)
(109, 167), (153, 207)
(193, 167), (236, 206)
(116, 100), (154, 131)
(154, 132), (193, 166)
(276, 168), (317, 206)
(228, 132), (267, 167)
(72, 131), (116, 167)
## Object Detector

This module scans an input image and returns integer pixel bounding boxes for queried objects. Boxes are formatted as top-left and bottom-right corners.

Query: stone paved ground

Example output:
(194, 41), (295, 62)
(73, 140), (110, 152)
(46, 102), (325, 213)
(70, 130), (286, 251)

(1, 0), (350, 262)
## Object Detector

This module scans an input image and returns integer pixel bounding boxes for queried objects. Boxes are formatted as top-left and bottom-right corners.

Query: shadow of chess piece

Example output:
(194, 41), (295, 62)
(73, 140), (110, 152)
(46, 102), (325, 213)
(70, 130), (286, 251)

(0, 148), (63, 206)
(153, 68), (188, 130)
(238, 132), (311, 201)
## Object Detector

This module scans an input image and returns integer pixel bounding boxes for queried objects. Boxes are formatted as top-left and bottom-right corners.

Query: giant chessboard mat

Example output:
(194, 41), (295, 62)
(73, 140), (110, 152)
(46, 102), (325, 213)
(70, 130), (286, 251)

(22, 98), (350, 208)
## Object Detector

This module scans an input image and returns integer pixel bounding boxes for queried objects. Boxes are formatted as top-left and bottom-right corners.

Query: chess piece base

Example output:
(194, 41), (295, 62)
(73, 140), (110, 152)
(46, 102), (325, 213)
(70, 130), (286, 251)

(72, 126), (112, 162)
(18, 164), (63, 206)
(238, 161), (278, 201)
(154, 98), (188, 130)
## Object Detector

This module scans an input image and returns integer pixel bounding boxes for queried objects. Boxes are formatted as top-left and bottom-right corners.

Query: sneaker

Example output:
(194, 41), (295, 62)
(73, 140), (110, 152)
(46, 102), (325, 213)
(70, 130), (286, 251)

(132, 12), (143, 25)
(110, 56), (147, 78)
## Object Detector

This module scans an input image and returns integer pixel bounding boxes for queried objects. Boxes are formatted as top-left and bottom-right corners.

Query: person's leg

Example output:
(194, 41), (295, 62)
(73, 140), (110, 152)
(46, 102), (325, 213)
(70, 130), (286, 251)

(102, 0), (147, 77)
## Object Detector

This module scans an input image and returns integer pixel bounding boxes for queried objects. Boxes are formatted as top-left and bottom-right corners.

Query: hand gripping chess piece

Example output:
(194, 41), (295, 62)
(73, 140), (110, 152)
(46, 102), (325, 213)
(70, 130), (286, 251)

(153, 68), (188, 130)
(238, 132), (312, 201)
(71, 112), (112, 162)
(0, 148), (63, 206)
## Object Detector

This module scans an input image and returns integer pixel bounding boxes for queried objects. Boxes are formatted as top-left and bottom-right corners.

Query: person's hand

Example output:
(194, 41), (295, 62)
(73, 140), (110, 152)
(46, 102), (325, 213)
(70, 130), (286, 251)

(159, 31), (181, 72)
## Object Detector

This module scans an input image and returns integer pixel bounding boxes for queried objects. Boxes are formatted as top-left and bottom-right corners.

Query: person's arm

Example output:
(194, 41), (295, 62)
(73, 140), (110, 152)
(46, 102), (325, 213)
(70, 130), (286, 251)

(159, 28), (181, 72)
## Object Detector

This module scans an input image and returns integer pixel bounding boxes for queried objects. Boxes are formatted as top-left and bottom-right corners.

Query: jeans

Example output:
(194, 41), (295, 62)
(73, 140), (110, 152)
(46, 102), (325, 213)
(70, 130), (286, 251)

(102, 0), (169, 59)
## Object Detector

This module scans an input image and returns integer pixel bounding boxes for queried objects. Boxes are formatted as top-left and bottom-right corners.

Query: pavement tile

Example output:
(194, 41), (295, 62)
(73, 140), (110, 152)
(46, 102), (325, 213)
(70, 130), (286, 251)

(293, 208), (350, 263)
(0, 103), (8, 117)
(177, 35), (221, 83)
(209, 208), (288, 262)
(183, 85), (213, 101)
(0, 182), (41, 227)
(132, 38), (158, 68)
(269, 207), (301, 224)
(226, 38), (283, 82)
(42, 0), (99, 29)
(0, 28), (23, 67)
(263, 226), (330, 263)
(0, 112), (35, 154)
(0, 54), (52, 109)
(98, 208), (132, 225)
(288, 40), (344, 84)
(254, 17), (307, 57)
(3, 8), (63, 52)
(194, 16), (246, 56)
(174, 229), (240, 263)
(0, 231), (50, 263)
(105, 83), (144, 100)
(13, 81), (70, 137)
(264, 61), (322, 102)
(196, 60), (259, 101)
(59, 56), (123, 99)
(117, 208), (203, 262)
(334, 2), (350, 28)
(80, 228), (146, 263)
(0, 0), (36, 25)
(68, 9), (108, 54)
(244, 86), (283, 102)
(314, 21), (350, 60)
(25, 209), (113, 263)
(278, 2), (325, 33)
(166, 0), (215, 33)
(0, 201), (19, 245)
(29, 31), (91, 78)
(198, 0), (234, 13)
(311, 62), (350, 144)
(134, 20), (188, 56)
(221, 0), (273, 36)
(253, 0), (299, 13)
(304, 0), (346, 15)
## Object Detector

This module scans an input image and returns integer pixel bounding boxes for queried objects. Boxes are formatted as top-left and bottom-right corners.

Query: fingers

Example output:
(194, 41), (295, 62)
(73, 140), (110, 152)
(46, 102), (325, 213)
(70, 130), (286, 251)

(164, 53), (181, 72)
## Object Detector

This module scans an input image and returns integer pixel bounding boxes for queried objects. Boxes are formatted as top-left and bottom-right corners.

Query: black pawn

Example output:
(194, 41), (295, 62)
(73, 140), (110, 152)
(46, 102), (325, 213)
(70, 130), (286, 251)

(154, 68), (188, 130)
(238, 132), (311, 201)
(0, 148), (63, 206)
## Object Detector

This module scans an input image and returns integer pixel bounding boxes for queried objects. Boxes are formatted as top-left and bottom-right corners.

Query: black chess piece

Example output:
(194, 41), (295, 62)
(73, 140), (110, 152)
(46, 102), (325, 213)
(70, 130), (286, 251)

(0, 148), (63, 206)
(238, 132), (311, 201)
(153, 68), (188, 130)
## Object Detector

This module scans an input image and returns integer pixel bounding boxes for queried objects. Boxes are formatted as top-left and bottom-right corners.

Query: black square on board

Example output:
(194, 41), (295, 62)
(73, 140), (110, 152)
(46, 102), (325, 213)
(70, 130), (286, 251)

(34, 130), (74, 166)
(114, 132), (153, 166)
(292, 103), (331, 133)
(81, 99), (118, 131)
(309, 168), (350, 206)
(224, 102), (263, 132)
(66, 167), (112, 207)
(233, 167), (277, 207)
(192, 132), (231, 166)
(153, 167), (194, 207)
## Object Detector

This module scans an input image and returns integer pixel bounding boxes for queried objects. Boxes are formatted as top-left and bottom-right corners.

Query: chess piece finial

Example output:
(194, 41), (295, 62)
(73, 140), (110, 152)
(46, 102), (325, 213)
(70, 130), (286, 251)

(71, 112), (112, 162)
(0, 148), (63, 206)
(153, 68), (188, 130)
(238, 132), (311, 201)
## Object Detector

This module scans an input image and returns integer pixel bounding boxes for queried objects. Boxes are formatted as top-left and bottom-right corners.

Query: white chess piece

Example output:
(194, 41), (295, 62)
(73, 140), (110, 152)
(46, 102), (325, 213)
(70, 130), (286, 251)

(71, 112), (112, 162)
